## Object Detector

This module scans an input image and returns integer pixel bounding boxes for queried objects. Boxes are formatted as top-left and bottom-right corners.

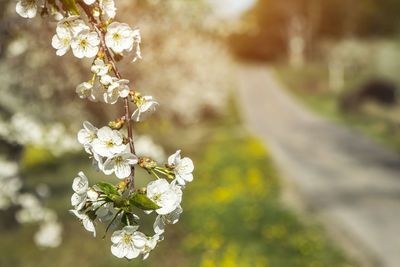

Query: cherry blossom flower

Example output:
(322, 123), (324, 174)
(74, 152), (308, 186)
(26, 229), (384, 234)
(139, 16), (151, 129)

(71, 172), (90, 210)
(76, 81), (96, 101)
(72, 172), (89, 195)
(131, 96), (159, 122)
(92, 151), (105, 172)
(104, 79), (130, 104)
(168, 150), (194, 186)
(103, 152), (138, 179)
(77, 121), (98, 154)
(105, 22), (135, 53)
(100, 0), (116, 20)
(153, 205), (182, 234)
(16, 0), (37, 18)
(111, 226), (147, 259)
(58, 16), (89, 37)
(142, 234), (160, 260)
(146, 179), (182, 215)
(71, 30), (100, 58)
(71, 191), (87, 210)
(91, 58), (110, 76)
(92, 126), (126, 158)
(100, 74), (113, 86)
(15, 0), (195, 258)
(51, 25), (72, 56)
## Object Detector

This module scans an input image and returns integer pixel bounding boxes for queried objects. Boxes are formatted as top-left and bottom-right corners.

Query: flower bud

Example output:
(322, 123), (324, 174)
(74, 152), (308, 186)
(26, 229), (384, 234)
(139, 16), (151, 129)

(92, 7), (100, 18)
(139, 187), (147, 194)
(109, 116), (125, 130)
(129, 91), (141, 103)
(138, 157), (157, 170)
(165, 164), (175, 170)
(116, 179), (129, 193)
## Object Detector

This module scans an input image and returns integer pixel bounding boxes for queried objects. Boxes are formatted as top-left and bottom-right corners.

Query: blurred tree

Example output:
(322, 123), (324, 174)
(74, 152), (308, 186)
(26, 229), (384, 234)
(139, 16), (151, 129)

(231, 0), (400, 61)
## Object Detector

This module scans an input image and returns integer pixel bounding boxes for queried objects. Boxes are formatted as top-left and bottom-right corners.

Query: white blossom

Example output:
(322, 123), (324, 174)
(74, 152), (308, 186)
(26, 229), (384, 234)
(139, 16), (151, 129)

(105, 22), (136, 53)
(76, 82), (95, 101)
(72, 172), (89, 195)
(168, 150), (194, 186)
(70, 209), (96, 237)
(142, 234), (160, 260)
(146, 179), (182, 215)
(51, 25), (72, 56)
(91, 58), (109, 76)
(49, 10), (64, 21)
(111, 226), (147, 259)
(71, 30), (100, 59)
(92, 126), (126, 158)
(100, 0), (116, 20)
(103, 152), (138, 179)
(153, 205), (182, 235)
(71, 192), (87, 210)
(131, 29), (142, 62)
(71, 172), (90, 210)
(59, 16), (89, 37)
(83, 0), (96, 5)
(100, 74), (113, 86)
(77, 121), (98, 153)
(104, 79), (130, 104)
(34, 221), (62, 248)
(16, 0), (37, 18)
(92, 151), (105, 172)
(131, 96), (159, 122)
(87, 187), (100, 201)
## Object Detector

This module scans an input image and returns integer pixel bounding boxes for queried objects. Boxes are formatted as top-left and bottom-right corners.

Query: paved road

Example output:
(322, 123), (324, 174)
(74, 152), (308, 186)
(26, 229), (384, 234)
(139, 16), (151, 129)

(237, 64), (400, 267)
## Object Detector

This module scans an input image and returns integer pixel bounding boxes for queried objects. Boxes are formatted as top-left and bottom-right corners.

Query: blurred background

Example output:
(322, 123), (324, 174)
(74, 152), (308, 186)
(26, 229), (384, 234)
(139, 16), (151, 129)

(1, 0), (400, 266)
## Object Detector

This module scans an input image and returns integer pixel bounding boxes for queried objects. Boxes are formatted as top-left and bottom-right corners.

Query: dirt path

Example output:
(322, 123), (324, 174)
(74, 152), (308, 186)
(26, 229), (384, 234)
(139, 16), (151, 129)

(237, 64), (400, 267)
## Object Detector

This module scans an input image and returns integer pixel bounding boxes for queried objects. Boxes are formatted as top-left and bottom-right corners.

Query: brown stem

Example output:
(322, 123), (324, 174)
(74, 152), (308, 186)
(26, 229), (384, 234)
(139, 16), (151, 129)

(77, 1), (136, 193)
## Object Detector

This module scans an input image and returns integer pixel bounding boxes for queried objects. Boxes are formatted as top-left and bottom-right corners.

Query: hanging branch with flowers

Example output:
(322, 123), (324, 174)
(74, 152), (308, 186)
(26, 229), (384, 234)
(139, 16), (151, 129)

(16, 0), (194, 260)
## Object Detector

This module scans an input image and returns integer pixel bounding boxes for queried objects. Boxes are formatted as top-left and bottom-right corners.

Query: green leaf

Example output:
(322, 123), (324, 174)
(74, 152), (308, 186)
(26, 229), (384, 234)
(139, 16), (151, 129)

(129, 193), (160, 210)
(96, 182), (119, 196)
(60, 0), (80, 15)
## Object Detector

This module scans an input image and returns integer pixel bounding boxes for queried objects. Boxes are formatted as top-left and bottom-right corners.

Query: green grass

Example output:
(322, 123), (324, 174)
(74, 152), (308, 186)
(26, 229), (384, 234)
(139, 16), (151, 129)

(273, 63), (400, 152)
(0, 103), (352, 266)
(181, 126), (352, 267)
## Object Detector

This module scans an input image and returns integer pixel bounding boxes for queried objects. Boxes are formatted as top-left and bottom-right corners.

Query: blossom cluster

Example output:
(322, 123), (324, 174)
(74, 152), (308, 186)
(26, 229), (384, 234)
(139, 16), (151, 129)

(0, 157), (62, 248)
(0, 113), (80, 156)
(69, 147), (193, 259)
(16, 0), (194, 260)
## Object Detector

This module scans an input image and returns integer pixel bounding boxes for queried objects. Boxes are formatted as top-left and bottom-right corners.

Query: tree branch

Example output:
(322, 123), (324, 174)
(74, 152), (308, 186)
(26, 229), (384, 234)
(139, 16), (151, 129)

(77, 0), (136, 193)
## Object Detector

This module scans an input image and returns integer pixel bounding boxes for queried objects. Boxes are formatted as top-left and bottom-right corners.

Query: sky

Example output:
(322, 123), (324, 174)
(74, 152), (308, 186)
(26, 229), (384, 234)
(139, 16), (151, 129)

(207, 0), (257, 19)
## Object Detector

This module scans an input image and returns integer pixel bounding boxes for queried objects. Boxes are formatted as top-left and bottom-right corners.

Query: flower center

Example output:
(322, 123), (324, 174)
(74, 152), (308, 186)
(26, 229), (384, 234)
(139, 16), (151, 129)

(152, 193), (162, 203)
(106, 141), (114, 147)
(80, 39), (87, 48)
(81, 88), (91, 96)
(113, 33), (120, 40)
(122, 234), (132, 244)
(115, 157), (123, 166)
